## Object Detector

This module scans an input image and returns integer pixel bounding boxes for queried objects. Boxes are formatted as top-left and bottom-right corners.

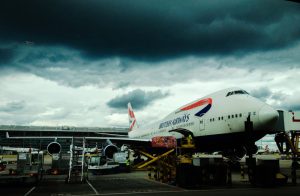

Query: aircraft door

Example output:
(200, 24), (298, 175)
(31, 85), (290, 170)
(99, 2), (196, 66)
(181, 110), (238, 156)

(199, 118), (205, 131)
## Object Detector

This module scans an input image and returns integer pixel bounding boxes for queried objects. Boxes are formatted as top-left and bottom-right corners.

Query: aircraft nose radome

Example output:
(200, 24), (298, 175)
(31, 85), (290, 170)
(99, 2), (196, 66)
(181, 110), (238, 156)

(258, 106), (279, 126)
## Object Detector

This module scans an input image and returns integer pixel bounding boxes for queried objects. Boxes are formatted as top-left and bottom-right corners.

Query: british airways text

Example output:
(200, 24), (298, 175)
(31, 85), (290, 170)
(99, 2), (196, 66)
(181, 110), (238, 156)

(159, 114), (190, 129)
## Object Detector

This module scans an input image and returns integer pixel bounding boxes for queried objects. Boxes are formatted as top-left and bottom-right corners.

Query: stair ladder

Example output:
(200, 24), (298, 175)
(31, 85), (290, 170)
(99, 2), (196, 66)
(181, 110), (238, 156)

(66, 137), (88, 183)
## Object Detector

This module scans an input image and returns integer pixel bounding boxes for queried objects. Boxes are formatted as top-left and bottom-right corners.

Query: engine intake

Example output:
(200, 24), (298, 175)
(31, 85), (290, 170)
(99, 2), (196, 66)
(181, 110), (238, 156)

(47, 142), (61, 155)
(233, 147), (247, 159)
(103, 144), (118, 159)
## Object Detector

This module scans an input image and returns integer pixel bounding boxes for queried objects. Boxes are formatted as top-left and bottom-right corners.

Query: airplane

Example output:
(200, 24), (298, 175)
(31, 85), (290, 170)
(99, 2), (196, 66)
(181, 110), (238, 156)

(6, 87), (279, 159)
(126, 87), (279, 158)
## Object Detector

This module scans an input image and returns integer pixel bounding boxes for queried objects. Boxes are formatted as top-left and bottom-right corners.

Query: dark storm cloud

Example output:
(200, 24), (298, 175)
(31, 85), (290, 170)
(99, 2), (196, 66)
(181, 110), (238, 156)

(107, 89), (169, 110)
(19, 49), (70, 64)
(0, 47), (14, 65)
(1, 0), (300, 61)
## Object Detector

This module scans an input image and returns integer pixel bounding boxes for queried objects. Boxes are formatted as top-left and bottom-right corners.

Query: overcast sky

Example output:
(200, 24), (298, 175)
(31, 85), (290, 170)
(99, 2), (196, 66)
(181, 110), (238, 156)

(0, 0), (300, 128)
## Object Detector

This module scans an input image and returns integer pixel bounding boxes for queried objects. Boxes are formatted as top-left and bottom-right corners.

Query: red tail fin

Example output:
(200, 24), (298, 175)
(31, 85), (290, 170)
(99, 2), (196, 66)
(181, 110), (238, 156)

(128, 102), (137, 132)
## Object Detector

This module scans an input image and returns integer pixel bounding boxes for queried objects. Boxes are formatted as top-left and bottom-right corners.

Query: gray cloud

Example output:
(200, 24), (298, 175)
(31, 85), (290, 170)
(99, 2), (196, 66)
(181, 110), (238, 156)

(278, 90), (300, 111)
(0, 101), (26, 112)
(251, 87), (273, 101)
(250, 86), (300, 112)
(113, 81), (131, 90)
(2, 46), (299, 89)
(251, 87), (288, 103)
(107, 89), (169, 110)
(278, 100), (300, 111)
(288, 104), (300, 110)
(270, 91), (287, 101)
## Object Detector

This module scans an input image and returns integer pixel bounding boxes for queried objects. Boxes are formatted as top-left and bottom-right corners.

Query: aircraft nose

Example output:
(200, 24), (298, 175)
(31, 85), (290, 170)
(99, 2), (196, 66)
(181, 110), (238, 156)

(258, 106), (279, 127)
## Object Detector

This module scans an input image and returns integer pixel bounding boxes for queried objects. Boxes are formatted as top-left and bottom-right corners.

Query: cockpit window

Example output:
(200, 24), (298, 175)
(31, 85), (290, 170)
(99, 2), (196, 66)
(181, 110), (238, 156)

(226, 90), (249, 97)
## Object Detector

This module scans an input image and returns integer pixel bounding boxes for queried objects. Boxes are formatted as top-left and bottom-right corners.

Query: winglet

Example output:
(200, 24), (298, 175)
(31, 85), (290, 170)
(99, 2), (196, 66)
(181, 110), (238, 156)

(6, 132), (9, 139)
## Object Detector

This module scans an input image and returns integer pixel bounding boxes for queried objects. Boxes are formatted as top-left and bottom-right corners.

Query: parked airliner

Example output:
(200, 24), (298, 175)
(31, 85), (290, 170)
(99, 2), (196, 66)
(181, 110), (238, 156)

(127, 87), (279, 157)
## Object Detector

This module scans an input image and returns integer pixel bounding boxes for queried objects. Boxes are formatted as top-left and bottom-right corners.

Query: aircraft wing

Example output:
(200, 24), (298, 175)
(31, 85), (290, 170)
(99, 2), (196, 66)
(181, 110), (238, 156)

(6, 132), (151, 148)
(0, 145), (39, 153)
(87, 137), (151, 147)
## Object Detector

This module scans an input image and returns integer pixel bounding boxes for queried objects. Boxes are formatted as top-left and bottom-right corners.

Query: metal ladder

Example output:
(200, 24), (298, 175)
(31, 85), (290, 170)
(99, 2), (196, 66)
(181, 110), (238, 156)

(66, 137), (88, 183)
(275, 131), (300, 156)
(275, 131), (300, 185)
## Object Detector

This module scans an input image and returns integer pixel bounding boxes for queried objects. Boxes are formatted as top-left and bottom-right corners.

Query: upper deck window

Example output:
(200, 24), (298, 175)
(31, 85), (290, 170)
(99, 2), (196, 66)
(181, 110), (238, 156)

(226, 90), (249, 97)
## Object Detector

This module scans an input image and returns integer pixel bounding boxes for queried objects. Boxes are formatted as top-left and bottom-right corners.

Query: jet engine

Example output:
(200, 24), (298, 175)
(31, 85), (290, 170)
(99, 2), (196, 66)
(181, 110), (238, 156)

(246, 144), (258, 155)
(47, 142), (61, 155)
(222, 146), (247, 159)
(233, 147), (247, 159)
(103, 144), (118, 159)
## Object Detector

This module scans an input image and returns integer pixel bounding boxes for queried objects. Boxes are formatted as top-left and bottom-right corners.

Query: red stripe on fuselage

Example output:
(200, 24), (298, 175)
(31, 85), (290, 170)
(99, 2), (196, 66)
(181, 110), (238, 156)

(180, 98), (212, 111)
(129, 119), (136, 131)
(128, 109), (135, 118)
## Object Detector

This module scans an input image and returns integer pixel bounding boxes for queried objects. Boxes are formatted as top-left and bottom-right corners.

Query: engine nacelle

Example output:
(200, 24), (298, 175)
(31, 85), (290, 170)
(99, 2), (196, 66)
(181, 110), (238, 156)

(103, 144), (118, 159)
(222, 146), (247, 159)
(233, 147), (247, 159)
(246, 144), (258, 155)
(47, 142), (61, 155)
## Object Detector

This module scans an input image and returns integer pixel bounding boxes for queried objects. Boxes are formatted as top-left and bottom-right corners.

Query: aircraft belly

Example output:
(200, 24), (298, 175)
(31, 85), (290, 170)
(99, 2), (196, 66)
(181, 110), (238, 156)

(193, 131), (266, 152)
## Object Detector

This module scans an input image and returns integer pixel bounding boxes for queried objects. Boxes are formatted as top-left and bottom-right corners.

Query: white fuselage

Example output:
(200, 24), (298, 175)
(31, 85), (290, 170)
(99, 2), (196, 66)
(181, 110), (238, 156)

(128, 88), (278, 149)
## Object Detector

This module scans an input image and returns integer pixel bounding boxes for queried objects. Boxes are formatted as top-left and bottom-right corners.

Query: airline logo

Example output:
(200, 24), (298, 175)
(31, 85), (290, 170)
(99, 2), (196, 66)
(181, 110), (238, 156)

(128, 108), (136, 131)
(129, 108), (135, 119)
(159, 98), (212, 129)
(180, 98), (212, 117)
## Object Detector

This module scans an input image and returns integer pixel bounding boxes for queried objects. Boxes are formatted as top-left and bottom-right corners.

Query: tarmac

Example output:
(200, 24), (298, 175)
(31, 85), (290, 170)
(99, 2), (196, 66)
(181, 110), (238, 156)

(0, 158), (300, 196)
(0, 169), (300, 196)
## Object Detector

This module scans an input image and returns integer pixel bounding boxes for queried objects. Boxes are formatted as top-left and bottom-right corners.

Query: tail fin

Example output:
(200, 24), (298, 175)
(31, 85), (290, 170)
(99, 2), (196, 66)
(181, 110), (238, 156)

(128, 102), (138, 132)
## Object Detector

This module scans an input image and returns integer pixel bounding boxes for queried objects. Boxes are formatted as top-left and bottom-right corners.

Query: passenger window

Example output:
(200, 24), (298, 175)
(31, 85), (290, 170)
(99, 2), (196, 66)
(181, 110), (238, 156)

(235, 114), (238, 118)
(232, 115), (234, 118)
(239, 113), (242, 117)
(228, 115), (230, 119)
(221, 116), (224, 120)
